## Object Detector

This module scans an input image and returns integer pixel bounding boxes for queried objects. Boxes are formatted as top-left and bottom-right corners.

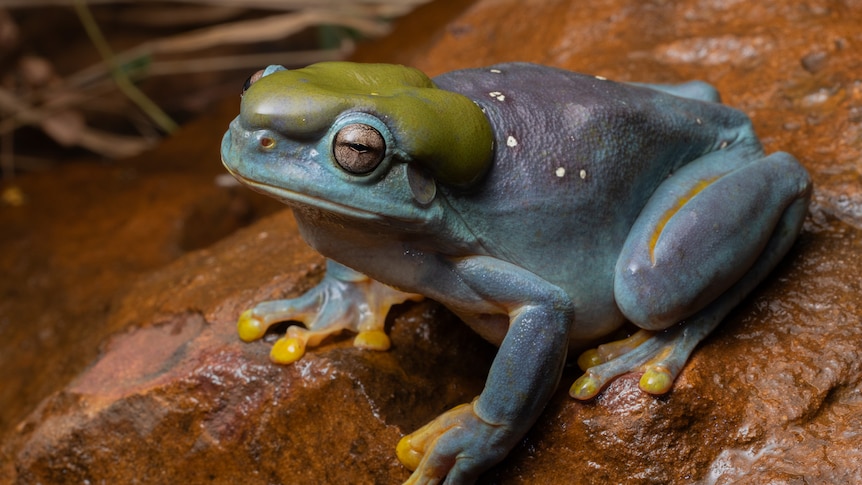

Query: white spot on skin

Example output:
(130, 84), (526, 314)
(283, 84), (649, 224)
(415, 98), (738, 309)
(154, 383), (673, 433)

(720, 141), (728, 149)
(696, 118), (702, 125)
(506, 136), (518, 147)
(490, 69), (502, 73)
(555, 167), (566, 177)
(595, 75), (608, 81)
(488, 91), (506, 101)
(579, 169), (587, 179)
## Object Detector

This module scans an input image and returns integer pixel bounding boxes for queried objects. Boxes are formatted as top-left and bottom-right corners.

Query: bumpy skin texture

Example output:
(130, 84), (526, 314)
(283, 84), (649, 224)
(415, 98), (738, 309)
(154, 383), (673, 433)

(221, 62), (812, 484)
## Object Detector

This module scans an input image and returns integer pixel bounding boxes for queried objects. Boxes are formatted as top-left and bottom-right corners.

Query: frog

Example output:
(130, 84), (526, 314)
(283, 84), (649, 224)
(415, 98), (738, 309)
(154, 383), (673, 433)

(220, 61), (811, 484)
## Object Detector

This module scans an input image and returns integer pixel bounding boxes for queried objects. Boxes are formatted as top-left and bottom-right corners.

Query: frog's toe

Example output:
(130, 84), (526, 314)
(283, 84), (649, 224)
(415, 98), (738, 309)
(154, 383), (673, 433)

(570, 325), (694, 400)
(267, 324), (319, 364)
(569, 373), (604, 400)
(395, 431), (425, 472)
(237, 309), (267, 342)
(397, 402), (493, 483)
(640, 365), (675, 395)
(270, 334), (307, 364)
(353, 329), (391, 351)
(397, 404), (474, 473)
(576, 348), (603, 370)
(576, 329), (653, 371)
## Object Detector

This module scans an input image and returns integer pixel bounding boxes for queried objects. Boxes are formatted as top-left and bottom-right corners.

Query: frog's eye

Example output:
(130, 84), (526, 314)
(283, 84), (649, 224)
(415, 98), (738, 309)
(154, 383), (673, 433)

(242, 69), (265, 96)
(333, 124), (385, 174)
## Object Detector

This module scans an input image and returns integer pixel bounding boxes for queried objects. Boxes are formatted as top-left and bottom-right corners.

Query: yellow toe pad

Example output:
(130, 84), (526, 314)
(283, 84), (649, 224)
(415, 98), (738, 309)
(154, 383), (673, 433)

(270, 336), (306, 364)
(354, 330), (391, 351)
(237, 309), (266, 342)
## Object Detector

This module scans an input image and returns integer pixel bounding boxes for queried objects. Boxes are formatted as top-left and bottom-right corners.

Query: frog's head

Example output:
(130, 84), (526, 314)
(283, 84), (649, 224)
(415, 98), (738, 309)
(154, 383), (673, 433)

(221, 62), (494, 224)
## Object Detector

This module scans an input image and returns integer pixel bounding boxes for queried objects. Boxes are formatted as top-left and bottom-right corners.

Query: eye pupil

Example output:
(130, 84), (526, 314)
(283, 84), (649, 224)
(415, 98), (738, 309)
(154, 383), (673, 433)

(333, 124), (385, 174)
(260, 136), (275, 148)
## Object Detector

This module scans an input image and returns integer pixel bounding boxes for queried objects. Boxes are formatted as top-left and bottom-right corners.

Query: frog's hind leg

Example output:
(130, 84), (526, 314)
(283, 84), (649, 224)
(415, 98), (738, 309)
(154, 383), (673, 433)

(570, 149), (811, 400)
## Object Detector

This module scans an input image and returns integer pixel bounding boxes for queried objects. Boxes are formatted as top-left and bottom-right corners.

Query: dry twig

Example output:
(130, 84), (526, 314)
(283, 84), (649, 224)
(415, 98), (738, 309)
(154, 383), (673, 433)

(0, 0), (428, 164)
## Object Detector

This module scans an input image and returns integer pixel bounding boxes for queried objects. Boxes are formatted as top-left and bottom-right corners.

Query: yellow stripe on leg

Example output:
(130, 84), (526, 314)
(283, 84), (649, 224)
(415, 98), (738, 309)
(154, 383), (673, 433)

(648, 177), (718, 265)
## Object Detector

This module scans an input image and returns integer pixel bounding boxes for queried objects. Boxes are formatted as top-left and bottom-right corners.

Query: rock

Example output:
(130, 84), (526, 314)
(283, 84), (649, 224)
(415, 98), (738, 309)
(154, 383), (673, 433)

(4, 0), (862, 484)
(0, 98), (283, 442)
(10, 212), (493, 484)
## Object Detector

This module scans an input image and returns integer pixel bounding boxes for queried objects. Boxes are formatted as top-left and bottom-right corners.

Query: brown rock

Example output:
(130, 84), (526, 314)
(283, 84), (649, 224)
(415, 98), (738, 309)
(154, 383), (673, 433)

(3, 0), (862, 484)
(10, 214), (493, 483)
(0, 98), (282, 440)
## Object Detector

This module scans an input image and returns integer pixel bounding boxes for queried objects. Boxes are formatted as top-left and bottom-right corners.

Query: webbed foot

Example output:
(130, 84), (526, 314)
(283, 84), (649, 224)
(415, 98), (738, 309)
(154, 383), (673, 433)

(397, 400), (512, 484)
(570, 325), (704, 400)
(238, 260), (422, 363)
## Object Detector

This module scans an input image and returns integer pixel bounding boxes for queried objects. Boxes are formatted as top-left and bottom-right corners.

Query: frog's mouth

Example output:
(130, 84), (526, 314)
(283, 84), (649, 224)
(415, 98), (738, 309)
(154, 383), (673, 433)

(221, 162), (392, 223)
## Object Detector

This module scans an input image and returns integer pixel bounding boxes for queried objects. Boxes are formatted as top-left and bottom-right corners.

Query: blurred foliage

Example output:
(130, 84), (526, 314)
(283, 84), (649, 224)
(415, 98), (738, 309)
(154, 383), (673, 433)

(0, 0), (429, 175)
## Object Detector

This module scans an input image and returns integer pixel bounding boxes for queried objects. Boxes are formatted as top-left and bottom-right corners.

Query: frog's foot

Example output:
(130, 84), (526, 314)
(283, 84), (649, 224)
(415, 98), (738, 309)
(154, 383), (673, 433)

(397, 400), (512, 484)
(238, 260), (423, 364)
(575, 329), (653, 370)
(570, 322), (712, 400)
(239, 309), (380, 364)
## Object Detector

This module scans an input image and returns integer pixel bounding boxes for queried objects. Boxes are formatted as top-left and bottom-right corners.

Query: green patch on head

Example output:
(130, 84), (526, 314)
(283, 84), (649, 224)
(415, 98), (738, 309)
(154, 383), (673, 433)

(241, 62), (494, 188)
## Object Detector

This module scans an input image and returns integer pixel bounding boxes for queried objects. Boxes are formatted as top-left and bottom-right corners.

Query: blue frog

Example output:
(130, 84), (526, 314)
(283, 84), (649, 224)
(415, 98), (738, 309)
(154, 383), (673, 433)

(221, 62), (811, 484)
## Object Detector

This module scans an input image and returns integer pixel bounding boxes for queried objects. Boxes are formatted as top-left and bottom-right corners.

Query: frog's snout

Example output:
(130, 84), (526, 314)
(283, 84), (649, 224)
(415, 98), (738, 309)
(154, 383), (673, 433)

(220, 128), (235, 169)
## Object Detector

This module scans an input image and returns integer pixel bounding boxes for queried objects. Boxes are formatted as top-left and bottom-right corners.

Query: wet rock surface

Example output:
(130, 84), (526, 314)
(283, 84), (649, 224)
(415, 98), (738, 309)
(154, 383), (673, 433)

(3, 0), (862, 483)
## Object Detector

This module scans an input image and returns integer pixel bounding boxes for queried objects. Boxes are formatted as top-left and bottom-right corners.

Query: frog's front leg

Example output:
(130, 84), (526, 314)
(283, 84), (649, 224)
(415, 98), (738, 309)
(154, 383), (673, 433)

(238, 259), (423, 363)
(572, 143), (811, 399)
(397, 256), (573, 484)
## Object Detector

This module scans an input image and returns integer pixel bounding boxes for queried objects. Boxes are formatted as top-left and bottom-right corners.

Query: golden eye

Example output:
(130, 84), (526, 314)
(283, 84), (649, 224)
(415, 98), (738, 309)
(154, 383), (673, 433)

(332, 124), (385, 174)
(260, 136), (275, 149)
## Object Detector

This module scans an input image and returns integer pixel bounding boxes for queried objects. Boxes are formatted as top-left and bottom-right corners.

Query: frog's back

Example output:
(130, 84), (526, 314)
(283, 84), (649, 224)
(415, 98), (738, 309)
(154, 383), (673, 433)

(432, 63), (751, 200)
(432, 63), (756, 337)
